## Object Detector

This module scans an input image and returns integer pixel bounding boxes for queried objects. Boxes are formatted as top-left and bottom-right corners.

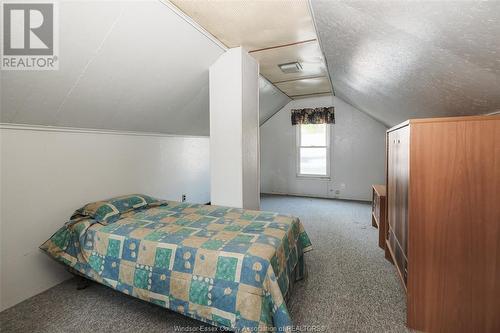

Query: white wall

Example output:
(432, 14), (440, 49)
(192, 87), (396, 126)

(0, 125), (210, 311)
(241, 50), (261, 210)
(209, 48), (260, 210)
(260, 95), (387, 201)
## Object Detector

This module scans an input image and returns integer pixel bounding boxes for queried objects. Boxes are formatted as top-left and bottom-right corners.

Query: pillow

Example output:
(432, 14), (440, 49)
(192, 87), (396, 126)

(71, 194), (167, 224)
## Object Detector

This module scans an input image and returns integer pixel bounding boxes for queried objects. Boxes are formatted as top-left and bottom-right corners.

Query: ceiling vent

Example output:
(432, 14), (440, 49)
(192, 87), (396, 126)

(278, 61), (302, 74)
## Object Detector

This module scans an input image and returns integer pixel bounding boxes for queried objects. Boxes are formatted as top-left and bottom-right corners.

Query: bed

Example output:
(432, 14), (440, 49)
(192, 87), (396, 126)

(41, 194), (312, 332)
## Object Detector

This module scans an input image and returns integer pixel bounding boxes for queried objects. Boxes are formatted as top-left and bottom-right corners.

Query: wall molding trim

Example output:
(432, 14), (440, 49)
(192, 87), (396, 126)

(0, 123), (209, 139)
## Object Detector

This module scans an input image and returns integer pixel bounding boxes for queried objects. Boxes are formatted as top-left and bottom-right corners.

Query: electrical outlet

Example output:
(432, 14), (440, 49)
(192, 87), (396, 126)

(182, 194), (186, 202)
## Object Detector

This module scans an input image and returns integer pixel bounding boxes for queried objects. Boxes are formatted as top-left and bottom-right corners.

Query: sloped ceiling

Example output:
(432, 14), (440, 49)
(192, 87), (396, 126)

(0, 0), (289, 135)
(259, 77), (291, 124)
(311, 1), (500, 126)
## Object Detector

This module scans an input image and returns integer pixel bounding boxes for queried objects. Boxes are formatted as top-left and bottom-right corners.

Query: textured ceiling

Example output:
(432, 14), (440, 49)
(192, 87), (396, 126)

(311, 1), (500, 126)
(0, 0), (289, 134)
(170, 0), (332, 99)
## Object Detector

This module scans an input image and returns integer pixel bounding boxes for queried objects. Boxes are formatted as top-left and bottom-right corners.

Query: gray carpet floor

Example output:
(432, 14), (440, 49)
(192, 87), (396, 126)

(0, 195), (408, 333)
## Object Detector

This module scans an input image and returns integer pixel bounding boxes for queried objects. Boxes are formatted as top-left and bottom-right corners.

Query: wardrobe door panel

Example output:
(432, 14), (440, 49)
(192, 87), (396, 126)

(397, 126), (409, 256)
(387, 130), (398, 233)
(387, 126), (409, 289)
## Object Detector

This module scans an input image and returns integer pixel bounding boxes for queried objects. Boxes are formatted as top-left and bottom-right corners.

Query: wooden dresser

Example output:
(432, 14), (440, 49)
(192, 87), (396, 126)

(371, 185), (387, 251)
(385, 115), (500, 333)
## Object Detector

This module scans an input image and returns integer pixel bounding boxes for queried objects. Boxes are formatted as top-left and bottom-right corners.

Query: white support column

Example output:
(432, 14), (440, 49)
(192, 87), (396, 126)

(209, 47), (260, 210)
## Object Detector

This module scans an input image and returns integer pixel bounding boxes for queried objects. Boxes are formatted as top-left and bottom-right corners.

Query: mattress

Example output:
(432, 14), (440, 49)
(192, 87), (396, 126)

(41, 199), (312, 332)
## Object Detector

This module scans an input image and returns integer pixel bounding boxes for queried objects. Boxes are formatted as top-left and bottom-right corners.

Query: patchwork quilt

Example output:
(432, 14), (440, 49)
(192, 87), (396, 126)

(41, 198), (312, 332)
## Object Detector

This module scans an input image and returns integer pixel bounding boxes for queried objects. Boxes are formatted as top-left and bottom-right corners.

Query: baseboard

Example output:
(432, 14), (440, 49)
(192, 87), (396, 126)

(261, 192), (371, 203)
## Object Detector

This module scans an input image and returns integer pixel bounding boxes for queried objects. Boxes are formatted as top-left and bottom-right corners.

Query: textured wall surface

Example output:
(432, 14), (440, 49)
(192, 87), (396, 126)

(311, 1), (500, 126)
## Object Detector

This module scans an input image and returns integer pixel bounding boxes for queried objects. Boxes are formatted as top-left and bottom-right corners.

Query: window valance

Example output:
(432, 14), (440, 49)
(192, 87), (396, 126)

(291, 107), (335, 125)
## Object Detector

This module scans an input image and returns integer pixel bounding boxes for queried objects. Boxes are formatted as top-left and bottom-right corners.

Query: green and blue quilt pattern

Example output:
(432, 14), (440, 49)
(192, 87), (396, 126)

(41, 201), (312, 332)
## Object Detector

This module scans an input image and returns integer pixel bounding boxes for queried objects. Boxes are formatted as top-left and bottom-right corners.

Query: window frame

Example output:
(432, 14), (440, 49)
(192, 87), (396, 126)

(296, 123), (331, 179)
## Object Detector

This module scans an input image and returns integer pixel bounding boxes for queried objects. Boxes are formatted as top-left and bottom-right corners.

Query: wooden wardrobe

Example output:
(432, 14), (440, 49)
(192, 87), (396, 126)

(385, 115), (500, 333)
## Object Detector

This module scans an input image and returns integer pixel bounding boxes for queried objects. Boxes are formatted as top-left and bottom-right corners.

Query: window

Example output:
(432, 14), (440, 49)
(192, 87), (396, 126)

(297, 124), (330, 177)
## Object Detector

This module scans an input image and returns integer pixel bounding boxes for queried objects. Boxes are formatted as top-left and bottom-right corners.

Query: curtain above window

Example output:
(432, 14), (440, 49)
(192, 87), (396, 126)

(291, 107), (335, 125)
